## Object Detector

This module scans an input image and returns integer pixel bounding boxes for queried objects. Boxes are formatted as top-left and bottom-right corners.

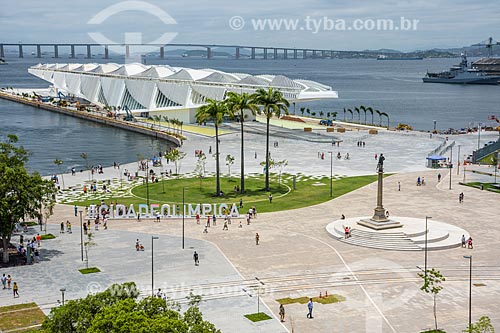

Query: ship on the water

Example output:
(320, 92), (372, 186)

(377, 55), (423, 60)
(423, 54), (500, 84)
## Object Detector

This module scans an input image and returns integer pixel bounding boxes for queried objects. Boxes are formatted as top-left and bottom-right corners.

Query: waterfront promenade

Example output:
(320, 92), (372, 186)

(1, 95), (499, 332)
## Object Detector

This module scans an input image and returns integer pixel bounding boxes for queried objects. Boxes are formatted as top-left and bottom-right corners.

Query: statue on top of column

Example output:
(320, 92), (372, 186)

(377, 153), (385, 172)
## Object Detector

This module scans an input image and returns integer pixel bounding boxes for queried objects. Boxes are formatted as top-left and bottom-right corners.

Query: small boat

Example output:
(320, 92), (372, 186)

(0, 58), (7, 65)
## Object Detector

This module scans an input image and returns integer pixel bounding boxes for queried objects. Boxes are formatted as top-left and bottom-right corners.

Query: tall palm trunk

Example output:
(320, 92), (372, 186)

(265, 117), (270, 191)
(240, 117), (245, 193)
(215, 124), (221, 195)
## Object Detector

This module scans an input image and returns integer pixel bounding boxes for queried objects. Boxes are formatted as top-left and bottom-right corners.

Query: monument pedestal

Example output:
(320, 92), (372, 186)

(357, 165), (402, 230)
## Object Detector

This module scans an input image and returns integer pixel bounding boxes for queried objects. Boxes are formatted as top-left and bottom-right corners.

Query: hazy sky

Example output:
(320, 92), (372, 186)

(2, 0), (499, 51)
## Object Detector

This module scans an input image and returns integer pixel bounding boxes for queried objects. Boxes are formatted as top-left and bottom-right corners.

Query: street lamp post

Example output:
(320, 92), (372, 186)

(464, 255), (472, 331)
(328, 152), (333, 197)
(255, 277), (265, 314)
(449, 145), (453, 190)
(79, 210), (83, 261)
(151, 236), (159, 297)
(457, 145), (461, 175)
(146, 160), (150, 207)
(182, 187), (187, 249)
(477, 123), (482, 150)
(433, 120), (436, 131)
(424, 216), (431, 277)
(60, 288), (66, 306)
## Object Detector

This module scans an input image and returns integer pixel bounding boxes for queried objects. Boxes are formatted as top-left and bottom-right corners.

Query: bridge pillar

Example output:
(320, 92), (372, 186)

(0, 44), (4, 58)
(36, 45), (41, 58)
(312, 50), (317, 58)
(235, 47), (240, 59)
(54, 45), (59, 58)
(273, 48), (278, 59)
(263, 48), (267, 59)
(322, 50), (326, 58)
(302, 49), (307, 59)
(18, 44), (23, 58)
(206, 47), (212, 59)
(251, 47), (256, 59)
(70, 45), (75, 58)
(160, 47), (164, 59)
(283, 49), (288, 59)
(125, 45), (130, 58)
(86, 45), (91, 59)
(104, 45), (109, 59)
(293, 49), (298, 59)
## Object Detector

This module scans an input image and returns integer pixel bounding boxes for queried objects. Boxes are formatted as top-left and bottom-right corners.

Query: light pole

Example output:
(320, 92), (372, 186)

(182, 187), (187, 249)
(464, 255), (472, 331)
(60, 288), (66, 306)
(151, 236), (159, 297)
(433, 120), (436, 132)
(424, 216), (431, 277)
(477, 123), (481, 150)
(146, 159), (150, 207)
(255, 277), (265, 314)
(449, 145), (453, 190)
(328, 152), (333, 197)
(79, 210), (83, 261)
(457, 145), (461, 175)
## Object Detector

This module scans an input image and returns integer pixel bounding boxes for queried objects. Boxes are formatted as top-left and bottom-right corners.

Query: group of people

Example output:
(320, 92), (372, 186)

(335, 152), (350, 160)
(461, 235), (473, 249)
(16, 233), (41, 264)
(416, 176), (425, 186)
(1, 274), (18, 298)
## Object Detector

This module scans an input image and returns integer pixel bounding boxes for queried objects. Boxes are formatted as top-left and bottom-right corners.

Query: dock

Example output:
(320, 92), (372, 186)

(0, 91), (182, 146)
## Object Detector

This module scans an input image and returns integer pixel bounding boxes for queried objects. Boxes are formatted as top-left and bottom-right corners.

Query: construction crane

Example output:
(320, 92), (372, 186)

(472, 37), (500, 57)
(122, 106), (135, 122)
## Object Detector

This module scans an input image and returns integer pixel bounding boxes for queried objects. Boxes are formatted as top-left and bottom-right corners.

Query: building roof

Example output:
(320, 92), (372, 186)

(28, 63), (338, 112)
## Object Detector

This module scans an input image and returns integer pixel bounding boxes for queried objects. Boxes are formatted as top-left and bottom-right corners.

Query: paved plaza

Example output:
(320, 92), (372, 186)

(1, 122), (500, 332)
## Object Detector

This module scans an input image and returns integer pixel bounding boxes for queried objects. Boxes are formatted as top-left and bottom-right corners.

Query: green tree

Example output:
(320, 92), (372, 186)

(418, 268), (446, 332)
(54, 158), (65, 189)
(165, 149), (187, 175)
(196, 99), (230, 195)
(347, 108), (353, 121)
(83, 232), (97, 269)
(225, 92), (258, 193)
(253, 88), (289, 191)
(225, 154), (235, 177)
(463, 316), (495, 333)
(80, 152), (91, 180)
(367, 107), (374, 125)
(42, 282), (219, 333)
(0, 134), (57, 263)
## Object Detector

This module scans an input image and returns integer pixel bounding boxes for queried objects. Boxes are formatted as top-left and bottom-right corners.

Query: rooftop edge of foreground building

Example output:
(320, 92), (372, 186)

(28, 63), (338, 124)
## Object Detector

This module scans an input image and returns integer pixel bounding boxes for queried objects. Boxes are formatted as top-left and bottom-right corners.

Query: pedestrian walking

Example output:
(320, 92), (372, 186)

(7, 275), (11, 289)
(398, 182), (401, 191)
(269, 193), (273, 203)
(196, 213), (200, 224)
(212, 214), (217, 226)
(461, 234), (466, 248)
(437, 173), (441, 182)
(239, 198), (243, 208)
(307, 298), (314, 318)
(193, 251), (199, 266)
(13, 282), (19, 298)
(223, 221), (228, 230)
(74, 205), (78, 217)
(60, 222), (64, 233)
(255, 233), (260, 245)
(467, 237), (473, 249)
(279, 304), (285, 322)
(36, 233), (41, 247)
(1, 274), (6, 289)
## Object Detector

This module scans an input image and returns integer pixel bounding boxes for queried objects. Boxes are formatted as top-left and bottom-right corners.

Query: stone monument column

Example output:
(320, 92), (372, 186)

(372, 156), (388, 222)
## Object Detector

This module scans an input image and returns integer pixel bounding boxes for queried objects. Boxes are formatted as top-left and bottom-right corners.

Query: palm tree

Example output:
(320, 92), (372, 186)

(320, 111), (324, 117)
(343, 108), (346, 121)
(367, 107), (374, 125)
(354, 107), (360, 123)
(381, 112), (390, 128)
(360, 105), (367, 124)
(225, 92), (259, 193)
(253, 88), (289, 191)
(162, 115), (170, 133)
(300, 107), (305, 116)
(331, 111), (338, 120)
(347, 108), (353, 122)
(196, 99), (230, 195)
(375, 110), (382, 126)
